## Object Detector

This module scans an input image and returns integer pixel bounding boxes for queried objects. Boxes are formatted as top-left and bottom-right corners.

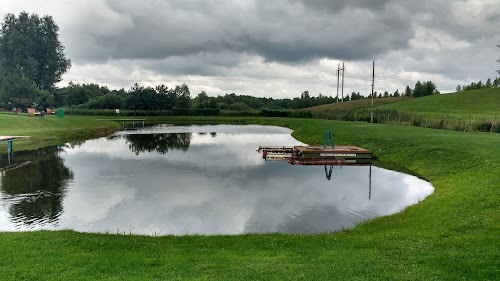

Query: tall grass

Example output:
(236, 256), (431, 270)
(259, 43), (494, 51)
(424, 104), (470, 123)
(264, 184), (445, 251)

(309, 88), (500, 133)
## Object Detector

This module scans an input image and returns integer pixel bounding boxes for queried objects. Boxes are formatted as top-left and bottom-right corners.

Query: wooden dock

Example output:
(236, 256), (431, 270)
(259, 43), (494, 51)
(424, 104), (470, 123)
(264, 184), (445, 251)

(258, 145), (372, 165)
(96, 119), (146, 128)
(294, 145), (372, 160)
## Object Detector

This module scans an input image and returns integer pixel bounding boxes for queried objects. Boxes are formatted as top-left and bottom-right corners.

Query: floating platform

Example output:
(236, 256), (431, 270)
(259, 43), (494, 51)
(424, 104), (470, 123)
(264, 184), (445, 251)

(294, 145), (371, 159)
(258, 145), (372, 166)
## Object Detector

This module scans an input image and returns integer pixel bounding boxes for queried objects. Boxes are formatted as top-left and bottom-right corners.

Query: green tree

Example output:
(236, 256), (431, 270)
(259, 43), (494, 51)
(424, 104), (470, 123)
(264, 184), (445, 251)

(413, 81), (424, 97)
(206, 97), (219, 109)
(64, 83), (91, 106)
(229, 102), (252, 111)
(423, 81), (438, 96)
(155, 84), (175, 110)
(0, 73), (53, 110)
(485, 78), (492, 88)
(0, 12), (70, 93)
(174, 84), (191, 108)
(493, 78), (500, 88)
(125, 84), (159, 113)
(83, 93), (124, 109)
(197, 91), (208, 103)
(404, 86), (412, 97)
(393, 89), (400, 97)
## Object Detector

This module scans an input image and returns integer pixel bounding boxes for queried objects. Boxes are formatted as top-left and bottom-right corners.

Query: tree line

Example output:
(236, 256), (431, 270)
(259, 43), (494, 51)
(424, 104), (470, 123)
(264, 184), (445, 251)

(456, 77), (500, 92)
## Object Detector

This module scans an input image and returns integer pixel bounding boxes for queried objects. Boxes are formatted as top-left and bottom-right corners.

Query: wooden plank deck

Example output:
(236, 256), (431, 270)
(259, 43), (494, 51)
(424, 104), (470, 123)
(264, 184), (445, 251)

(294, 145), (372, 154)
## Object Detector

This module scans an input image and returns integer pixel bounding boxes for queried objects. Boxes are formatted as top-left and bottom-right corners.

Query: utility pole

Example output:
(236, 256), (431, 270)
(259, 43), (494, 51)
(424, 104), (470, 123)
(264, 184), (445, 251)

(341, 62), (345, 102)
(497, 45), (500, 74)
(370, 61), (375, 123)
(336, 63), (340, 103)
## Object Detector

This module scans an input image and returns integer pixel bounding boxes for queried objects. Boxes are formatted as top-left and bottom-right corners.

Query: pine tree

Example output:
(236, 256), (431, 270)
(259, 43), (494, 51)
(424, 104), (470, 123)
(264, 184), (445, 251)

(404, 86), (412, 96)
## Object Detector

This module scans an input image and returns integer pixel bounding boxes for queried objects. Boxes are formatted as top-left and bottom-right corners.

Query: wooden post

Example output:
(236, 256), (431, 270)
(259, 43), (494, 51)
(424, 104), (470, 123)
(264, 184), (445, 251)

(368, 165), (372, 200)
(336, 64), (340, 103)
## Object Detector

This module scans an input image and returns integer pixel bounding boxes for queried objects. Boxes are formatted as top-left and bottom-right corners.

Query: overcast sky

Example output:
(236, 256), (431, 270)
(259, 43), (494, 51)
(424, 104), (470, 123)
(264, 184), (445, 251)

(2, 0), (499, 98)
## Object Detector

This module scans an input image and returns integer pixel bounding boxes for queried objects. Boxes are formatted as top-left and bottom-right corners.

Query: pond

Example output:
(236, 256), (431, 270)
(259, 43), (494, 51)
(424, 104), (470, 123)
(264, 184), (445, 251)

(0, 125), (434, 235)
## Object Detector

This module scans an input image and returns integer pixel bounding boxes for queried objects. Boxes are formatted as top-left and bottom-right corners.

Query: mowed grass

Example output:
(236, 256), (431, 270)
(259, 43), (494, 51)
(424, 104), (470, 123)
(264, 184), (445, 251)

(375, 88), (500, 119)
(0, 112), (121, 151)
(305, 96), (413, 111)
(0, 116), (499, 280)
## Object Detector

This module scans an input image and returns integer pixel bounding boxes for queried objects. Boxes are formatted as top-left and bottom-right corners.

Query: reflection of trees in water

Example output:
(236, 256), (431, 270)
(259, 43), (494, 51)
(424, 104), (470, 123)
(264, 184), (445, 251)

(64, 140), (86, 149)
(126, 133), (192, 155)
(198, 132), (217, 138)
(1, 147), (73, 224)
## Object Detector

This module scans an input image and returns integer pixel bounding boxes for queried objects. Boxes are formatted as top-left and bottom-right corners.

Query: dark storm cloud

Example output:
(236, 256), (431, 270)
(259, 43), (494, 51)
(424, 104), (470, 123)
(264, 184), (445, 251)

(138, 51), (253, 76)
(3, 0), (495, 95)
(68, 0), (414, 63)
(404, 0), (500, 41)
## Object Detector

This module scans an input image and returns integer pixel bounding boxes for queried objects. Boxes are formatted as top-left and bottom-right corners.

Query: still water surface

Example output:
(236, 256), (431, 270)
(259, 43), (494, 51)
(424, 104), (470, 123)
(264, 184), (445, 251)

(0, 125), (433, 235)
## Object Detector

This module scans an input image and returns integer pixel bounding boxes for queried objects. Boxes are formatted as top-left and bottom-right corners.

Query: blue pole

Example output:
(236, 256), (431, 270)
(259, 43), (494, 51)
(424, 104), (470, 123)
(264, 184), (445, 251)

(7, 140), (12, 166)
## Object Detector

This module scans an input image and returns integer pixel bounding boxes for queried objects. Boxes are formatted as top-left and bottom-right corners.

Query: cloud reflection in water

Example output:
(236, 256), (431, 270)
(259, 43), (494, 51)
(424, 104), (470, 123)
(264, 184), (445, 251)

(0, 125), (433, 235)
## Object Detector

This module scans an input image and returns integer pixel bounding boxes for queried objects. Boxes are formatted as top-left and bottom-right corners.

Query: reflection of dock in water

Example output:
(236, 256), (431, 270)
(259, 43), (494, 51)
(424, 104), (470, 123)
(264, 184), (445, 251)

(0, 136), (31, 172)
(324, 164), (372, 199)
(258, 140), (373, 197)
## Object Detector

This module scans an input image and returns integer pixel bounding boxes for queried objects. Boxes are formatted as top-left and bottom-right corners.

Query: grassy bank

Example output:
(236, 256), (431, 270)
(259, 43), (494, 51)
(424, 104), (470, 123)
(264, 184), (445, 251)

(0, 115), (499, 280)
(0, 112), (121, 151)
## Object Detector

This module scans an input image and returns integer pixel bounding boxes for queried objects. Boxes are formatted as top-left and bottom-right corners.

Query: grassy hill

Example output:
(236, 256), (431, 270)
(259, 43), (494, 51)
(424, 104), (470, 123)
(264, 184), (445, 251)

(304, 88), (499, 132)
(375, 88), (500, 119)
(305, 96), (413, 111)
(306, 88), (499, 120)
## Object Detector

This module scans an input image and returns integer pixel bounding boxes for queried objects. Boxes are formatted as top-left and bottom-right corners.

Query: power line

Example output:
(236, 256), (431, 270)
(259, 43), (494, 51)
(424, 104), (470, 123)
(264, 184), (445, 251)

(497, 45), (500, 74)
(64, 69), (461, 91)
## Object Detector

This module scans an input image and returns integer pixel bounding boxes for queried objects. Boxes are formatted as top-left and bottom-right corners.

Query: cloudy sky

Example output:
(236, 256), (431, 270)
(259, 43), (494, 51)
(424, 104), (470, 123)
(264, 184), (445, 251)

(1, 0), (499, 98)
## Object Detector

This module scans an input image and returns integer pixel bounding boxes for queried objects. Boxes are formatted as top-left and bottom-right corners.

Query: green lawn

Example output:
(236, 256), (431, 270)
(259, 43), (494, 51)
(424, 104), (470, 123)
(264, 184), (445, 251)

(0, 112), (121, 151)
(0, 115), (499, 280)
